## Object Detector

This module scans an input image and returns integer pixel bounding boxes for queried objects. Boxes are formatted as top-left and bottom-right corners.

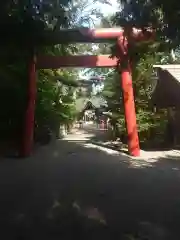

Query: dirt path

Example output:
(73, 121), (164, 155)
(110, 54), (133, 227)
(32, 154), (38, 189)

(1, 128), (180, 239)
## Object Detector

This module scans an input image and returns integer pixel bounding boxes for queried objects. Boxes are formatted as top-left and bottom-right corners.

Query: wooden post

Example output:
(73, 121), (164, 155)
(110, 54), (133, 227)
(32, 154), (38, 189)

(120, 62), (140, 156)
(117, 35), (140, 157)
(21, 52), (37, 157)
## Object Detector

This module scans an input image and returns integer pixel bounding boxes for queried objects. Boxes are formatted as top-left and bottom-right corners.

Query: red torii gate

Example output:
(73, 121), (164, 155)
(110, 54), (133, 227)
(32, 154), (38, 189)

(23, 28), (153, 157)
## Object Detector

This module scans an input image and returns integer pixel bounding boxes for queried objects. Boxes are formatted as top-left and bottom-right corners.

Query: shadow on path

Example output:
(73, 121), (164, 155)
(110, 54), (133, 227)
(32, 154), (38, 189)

(0, 138), (180, 239)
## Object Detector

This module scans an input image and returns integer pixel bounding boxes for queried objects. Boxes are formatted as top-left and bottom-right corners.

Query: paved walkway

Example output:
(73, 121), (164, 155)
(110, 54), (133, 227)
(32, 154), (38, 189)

(1, 128), (180, 239)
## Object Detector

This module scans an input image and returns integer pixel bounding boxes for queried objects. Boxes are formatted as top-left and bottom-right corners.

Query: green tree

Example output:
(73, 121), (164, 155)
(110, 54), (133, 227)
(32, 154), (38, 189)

(0, 0), (117, 152)
(104, 2), (180, 146)
(114, 0), (180, 47)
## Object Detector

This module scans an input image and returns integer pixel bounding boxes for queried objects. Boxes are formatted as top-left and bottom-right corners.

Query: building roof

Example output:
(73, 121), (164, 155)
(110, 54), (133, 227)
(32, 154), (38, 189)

(75, 96), (107, 112)
(153, 65), (180, 82)
(152, 65), (180, 108)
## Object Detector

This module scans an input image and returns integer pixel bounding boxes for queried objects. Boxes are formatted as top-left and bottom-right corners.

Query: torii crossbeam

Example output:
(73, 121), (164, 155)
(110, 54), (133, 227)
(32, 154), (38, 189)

(37, 55), (118, 69)
(23, 28), (153, 157)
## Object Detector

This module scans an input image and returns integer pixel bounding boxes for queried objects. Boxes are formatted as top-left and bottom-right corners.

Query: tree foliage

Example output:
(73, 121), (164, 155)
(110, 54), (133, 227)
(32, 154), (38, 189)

(88, 3), (180, 147)
(110, 0), (180, 146)
(114, 0), (180, 47)
(2, 0), (180, 150)
(0, 0), (112, 149)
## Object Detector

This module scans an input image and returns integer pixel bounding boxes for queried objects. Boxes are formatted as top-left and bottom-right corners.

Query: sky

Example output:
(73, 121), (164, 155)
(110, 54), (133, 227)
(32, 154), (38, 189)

(83, 0), (119, 25)
(97, 0), (119, 17)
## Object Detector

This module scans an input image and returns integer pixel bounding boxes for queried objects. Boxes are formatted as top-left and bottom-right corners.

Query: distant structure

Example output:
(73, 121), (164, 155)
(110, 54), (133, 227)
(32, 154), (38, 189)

(152, 65), (180, 107)
(76, 96), (107, 123)
(76, 76), (105, 98)
(152, 65), (180, 145)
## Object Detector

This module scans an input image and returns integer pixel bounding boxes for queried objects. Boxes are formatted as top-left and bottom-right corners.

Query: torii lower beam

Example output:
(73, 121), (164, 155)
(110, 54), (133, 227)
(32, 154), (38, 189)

(37, 55), (118, 69)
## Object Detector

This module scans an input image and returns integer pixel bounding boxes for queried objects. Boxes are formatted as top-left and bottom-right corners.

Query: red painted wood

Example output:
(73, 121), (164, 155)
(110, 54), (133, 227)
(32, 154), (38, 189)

(84, 28), (123, 39)
(22, 55), (37, 157)
(37, 55), (118, 69)
(42, 28), (154, 44)
(91, 28), (153, 42)
(121, 68), (140, 157)
(117, 35), (140, 157)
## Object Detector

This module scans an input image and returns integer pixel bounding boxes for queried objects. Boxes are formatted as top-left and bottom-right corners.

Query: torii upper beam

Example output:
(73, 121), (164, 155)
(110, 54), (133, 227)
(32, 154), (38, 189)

(41, 28), (153, 44)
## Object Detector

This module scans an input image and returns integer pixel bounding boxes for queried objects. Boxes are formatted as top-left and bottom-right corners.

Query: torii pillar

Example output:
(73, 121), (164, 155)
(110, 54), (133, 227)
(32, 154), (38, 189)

(117, 35), (140, 156)
(21, 53), (37, 157)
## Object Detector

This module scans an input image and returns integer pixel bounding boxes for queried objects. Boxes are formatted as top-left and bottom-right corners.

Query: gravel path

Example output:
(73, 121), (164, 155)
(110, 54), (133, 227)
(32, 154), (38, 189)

(0, 128), (180, 239)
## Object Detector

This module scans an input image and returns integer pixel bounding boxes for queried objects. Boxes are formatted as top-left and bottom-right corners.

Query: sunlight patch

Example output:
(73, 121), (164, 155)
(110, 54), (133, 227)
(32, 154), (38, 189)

(82, 143), (121, 156)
